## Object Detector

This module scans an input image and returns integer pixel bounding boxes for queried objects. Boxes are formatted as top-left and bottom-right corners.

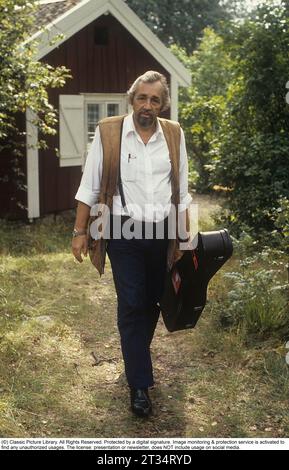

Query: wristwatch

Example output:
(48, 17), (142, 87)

(72, 228), (87, 237)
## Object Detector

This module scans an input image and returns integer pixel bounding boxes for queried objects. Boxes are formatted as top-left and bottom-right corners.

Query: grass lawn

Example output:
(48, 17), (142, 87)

(0, 200), (288, 438)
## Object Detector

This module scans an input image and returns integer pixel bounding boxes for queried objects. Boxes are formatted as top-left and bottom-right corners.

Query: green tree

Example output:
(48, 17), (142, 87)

(0, 0), (71, 149)
(125, 0), (230, 53)
(172, 29), (233, 191)
(214, 1), (289, 236)
(0, 0), (71, 213)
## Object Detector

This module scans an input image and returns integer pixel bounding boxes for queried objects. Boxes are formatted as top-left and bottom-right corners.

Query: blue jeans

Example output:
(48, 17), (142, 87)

(107, 237), (169, 389)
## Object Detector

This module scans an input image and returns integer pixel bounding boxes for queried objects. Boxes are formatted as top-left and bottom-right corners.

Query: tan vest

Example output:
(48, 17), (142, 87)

(88, 115), (185, 276)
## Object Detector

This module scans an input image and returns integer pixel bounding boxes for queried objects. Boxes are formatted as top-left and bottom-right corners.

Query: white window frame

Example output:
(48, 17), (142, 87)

(82, 93), (128, 152)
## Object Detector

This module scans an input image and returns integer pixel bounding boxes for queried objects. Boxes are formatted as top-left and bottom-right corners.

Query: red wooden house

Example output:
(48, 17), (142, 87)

(0, 0), (190, 220)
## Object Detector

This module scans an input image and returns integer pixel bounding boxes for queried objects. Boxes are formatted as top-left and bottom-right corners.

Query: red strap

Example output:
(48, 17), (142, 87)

(192, 250), (198, 270)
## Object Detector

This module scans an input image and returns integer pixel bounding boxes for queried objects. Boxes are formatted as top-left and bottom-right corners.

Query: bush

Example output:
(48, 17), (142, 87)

(181, 94), (226, 192)
(172, 29), (233, 193)
(213, 2), (289, 238)
(215, 133), (289, 237)
(216, 250), (289, 342)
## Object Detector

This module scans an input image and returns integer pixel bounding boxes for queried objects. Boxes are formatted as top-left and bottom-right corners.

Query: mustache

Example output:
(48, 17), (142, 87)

(139, 111), (153, 116)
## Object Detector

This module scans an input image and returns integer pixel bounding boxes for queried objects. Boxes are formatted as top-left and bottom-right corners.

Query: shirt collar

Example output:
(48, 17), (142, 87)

(124, 113), (164, 141)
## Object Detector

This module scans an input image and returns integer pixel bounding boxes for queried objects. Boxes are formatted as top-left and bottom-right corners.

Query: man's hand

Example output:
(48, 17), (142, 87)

(178, 234), (198, 252)
(72, 234), (88, 263)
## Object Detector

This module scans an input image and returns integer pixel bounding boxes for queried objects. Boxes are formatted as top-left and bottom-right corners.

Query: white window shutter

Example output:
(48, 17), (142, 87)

(59, 94), (85, 167)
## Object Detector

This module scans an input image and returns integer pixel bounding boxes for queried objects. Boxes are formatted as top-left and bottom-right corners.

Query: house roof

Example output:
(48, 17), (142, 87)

(35, 1), (82, 29)
(31, 0), (191, 86)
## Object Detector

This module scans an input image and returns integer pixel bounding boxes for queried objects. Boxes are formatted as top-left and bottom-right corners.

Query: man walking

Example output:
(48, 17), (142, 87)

(72, 71), (192, 417)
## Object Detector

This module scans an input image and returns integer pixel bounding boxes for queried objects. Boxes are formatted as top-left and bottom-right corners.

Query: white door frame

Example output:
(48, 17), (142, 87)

(26, 108), (40, 220)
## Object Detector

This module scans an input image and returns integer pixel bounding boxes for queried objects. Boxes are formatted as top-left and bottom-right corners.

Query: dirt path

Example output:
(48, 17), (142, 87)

(1, 195), (288, 438)
(64, 194), (288, 438)
(61, 254), (288, 439)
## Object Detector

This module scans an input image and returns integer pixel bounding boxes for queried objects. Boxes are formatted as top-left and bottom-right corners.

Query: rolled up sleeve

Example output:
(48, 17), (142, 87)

(75, 126), (103, 207)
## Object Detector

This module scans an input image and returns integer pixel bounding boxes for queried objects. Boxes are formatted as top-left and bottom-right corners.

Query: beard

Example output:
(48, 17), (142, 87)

(135, 111), (155, 129)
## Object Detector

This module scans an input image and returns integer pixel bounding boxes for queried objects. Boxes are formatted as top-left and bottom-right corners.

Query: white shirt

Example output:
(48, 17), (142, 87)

(75, 113), (192, 222)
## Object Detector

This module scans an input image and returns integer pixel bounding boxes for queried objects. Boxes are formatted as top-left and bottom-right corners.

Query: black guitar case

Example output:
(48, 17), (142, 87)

(160, 229), (233, 332)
